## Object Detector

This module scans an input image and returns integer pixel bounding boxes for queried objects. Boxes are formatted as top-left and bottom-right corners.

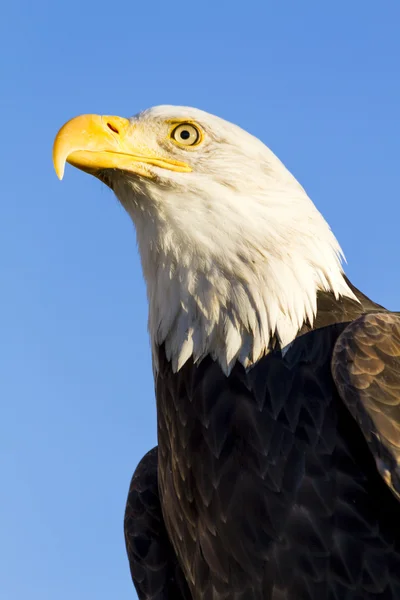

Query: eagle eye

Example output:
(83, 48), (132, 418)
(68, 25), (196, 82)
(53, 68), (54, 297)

(170, 123), (201, 147)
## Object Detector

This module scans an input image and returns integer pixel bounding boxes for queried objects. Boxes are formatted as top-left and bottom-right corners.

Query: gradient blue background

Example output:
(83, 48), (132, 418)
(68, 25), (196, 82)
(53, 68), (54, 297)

(1, 1), (399, 598)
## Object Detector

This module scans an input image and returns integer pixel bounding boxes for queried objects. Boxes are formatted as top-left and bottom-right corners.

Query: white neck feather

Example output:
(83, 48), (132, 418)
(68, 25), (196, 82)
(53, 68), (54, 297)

(115, 171), (356, 375)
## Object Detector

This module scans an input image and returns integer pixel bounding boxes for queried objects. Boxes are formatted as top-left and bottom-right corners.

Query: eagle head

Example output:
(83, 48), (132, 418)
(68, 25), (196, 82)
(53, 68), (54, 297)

(53, 106), (355, 374)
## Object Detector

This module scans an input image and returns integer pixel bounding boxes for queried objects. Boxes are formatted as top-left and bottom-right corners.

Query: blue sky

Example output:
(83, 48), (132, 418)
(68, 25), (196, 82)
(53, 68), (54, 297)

(1, 1), (399, 598)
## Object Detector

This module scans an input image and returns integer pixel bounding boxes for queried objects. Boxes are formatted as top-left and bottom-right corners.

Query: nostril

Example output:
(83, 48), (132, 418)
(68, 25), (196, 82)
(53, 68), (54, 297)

(107, 122), (119, 134)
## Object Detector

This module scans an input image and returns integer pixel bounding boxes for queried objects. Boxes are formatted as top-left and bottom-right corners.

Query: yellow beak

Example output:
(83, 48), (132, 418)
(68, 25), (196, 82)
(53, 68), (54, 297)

(52, 114), (192, 180)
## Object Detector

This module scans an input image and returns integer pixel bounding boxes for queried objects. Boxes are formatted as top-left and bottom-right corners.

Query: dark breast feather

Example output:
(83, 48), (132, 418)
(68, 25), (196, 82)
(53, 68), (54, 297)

(126, 285), (400, 600)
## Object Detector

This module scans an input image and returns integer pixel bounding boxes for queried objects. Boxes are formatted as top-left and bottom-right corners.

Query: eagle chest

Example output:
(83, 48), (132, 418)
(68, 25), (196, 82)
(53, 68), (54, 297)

(154, 331), (345, 596)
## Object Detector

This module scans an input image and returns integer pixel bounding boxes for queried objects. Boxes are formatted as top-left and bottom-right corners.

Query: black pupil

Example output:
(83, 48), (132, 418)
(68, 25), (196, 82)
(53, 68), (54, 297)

(180, 129), (191, 140)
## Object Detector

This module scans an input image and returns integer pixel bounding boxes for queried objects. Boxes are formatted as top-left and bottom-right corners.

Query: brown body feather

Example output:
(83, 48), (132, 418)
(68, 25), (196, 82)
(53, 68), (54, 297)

(125, 283), (400, 599)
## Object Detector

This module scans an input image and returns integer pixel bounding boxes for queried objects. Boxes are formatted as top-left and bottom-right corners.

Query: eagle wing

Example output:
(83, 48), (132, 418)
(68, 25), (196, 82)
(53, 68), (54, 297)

(332, 312), (400, 500)
(124, 447), (192, 600)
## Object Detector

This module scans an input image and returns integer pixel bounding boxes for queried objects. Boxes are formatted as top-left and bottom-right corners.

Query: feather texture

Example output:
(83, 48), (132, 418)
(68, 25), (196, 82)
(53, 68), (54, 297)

(125, 288), (400, 599)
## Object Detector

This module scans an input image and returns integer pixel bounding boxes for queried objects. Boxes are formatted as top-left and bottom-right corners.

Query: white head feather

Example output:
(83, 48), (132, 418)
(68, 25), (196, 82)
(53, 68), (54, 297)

(110, 105), (356, 374)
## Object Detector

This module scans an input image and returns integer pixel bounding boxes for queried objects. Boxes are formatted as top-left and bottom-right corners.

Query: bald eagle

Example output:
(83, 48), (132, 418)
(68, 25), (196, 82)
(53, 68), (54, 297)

(53, 107), (400, 600)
